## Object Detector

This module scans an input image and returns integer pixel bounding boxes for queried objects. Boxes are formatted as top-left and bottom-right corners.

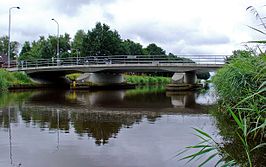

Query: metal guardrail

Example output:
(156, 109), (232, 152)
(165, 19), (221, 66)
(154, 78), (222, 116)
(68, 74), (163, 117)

(14, 55), (227, 69)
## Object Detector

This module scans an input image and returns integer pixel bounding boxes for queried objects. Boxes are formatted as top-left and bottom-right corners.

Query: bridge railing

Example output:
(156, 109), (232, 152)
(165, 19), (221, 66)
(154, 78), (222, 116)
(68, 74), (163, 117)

(16, 55), (227, 69)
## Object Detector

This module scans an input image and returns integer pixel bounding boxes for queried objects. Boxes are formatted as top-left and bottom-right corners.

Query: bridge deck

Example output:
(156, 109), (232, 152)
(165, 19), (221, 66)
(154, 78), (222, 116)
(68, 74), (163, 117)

(7, 55), (226, 74)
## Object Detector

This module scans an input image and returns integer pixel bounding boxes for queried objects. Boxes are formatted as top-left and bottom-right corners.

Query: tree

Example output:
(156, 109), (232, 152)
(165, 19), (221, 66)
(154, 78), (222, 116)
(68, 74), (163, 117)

(48, 33), (71, 58)
(19, 34), (71, 61)
(19, 41), (33, 61)
(20, 41), (31, 57)
(0, 36), (19, 60)
(82, 22), (123, 56)
(144, 43), (166, 55)
(122, 39), (144, 55)
(71, 30), (86, 57)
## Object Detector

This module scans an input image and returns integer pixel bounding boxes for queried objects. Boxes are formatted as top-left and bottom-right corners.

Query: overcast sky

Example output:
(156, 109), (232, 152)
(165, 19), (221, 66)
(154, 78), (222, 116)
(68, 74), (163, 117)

(0, 0), (265, 55)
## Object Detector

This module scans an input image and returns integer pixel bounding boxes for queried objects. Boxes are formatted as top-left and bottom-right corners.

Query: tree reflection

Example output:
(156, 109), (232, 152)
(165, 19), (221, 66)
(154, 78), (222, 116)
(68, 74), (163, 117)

(19, 107), (144, 145)
(20, 109), (70, 131)
(0, 108), (18, 129)
(71, 112), (142, 145)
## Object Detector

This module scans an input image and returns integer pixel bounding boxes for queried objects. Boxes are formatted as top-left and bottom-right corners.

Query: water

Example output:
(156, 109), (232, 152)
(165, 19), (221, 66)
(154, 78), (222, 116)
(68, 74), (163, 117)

(0, 87), (219, 167)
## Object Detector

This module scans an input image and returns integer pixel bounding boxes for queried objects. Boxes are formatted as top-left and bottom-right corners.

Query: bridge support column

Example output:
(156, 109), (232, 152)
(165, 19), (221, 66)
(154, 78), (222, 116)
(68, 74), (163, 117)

(184, 71), (197, 84)
(171, 71), (197, 84)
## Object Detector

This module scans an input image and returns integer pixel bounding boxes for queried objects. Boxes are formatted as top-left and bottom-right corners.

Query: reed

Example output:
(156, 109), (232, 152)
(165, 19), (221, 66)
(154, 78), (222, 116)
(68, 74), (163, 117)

(178, 51), (266, 166)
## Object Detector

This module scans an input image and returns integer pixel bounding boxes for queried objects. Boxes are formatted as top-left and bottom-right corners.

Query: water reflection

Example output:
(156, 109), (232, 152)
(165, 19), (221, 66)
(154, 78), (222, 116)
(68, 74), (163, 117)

(166, 91), (196, 107)
(0, 88), (214, 147)
(0, 87), (219, 167)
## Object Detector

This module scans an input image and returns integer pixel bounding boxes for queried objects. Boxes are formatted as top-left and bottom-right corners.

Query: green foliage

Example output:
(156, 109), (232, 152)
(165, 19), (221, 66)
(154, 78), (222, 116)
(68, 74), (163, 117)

(212, 51), (266, 166)
(0, 36), (19, 59)
(19, 33), (71, 61)
(81, 22), (124, 56)
(66, 73), (81, 81)
(144, 43), (166, 55)
(0, 75), (9, 91)
(71, 30), (86, 57)
(178, 128), (236, 167)
(125, 85), (165, 96)
(180, 51), (266, 166)
(19, 41), (31, 57)
(0, 69), (33, 91)
(197, 72), (211, 80)
(12, 72), (32, 83)
(125, 75), (170, 85)
(122, 39), (144, 55)
(213, 51), (265, 107)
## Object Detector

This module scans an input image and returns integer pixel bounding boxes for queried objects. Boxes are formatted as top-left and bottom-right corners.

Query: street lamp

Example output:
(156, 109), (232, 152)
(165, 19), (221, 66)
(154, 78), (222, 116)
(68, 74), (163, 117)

(8, 6), (20, 68)
(51, 18), (59, 66)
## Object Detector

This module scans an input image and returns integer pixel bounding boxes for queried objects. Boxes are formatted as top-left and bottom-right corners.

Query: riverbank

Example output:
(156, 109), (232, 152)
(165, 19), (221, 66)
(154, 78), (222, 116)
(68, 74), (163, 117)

(66, 74), (171, 90)
(212, 51), (265, 166)
(0, 69), (35, 91)
(180, 51), (266, 166)
(124, 75), (171, 85)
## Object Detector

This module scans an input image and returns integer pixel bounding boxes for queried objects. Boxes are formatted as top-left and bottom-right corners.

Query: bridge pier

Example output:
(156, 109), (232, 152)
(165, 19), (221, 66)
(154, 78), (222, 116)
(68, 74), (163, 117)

(171, 71), (197, 84)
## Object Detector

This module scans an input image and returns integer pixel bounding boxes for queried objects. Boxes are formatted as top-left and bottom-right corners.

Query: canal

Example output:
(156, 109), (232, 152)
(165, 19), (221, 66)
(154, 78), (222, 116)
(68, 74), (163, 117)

(0, 86), (220, 167)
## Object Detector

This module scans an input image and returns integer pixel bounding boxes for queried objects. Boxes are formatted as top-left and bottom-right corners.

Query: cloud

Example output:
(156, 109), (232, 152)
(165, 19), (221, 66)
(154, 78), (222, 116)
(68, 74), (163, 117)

(50, 0), (117, 16)
(186, 32), (230, 46)
(0, 0), (265, 55)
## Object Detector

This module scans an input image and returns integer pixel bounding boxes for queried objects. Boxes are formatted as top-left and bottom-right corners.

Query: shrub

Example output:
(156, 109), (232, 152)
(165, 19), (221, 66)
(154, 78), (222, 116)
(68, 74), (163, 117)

(66, 73), (81, 81)
(13, 72), (32, 84)
(0, 69), (33, 91)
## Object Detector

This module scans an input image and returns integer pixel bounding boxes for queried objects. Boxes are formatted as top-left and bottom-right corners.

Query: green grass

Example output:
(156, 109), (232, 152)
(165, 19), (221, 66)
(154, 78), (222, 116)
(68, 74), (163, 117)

(0, 69), (33, 91)
(124, 75), (171, 85)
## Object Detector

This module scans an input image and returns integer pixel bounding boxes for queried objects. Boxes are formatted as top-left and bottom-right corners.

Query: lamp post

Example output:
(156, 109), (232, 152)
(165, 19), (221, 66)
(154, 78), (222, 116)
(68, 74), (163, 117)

(8, 6), (20, 68)
(51, 18), (59, 66)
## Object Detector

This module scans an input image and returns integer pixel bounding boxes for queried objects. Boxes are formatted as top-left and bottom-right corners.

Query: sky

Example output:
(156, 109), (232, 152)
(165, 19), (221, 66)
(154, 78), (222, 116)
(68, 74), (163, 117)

(0, 0), (265, 55)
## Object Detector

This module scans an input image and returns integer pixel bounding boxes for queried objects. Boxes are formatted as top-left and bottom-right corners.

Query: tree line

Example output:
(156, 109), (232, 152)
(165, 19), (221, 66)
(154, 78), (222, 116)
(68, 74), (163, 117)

(0, 22), (210, 79)
(0, 22), (172, 61)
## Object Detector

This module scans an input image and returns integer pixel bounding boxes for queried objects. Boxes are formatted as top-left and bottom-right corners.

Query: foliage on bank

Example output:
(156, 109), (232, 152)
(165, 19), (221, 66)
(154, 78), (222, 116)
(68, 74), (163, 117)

(66, 73), (81, 81)
(125, 75), (171, 85)
(179, 51), (266, 166)
(0, 69), (33, 91)
(212, 51), (266, 166)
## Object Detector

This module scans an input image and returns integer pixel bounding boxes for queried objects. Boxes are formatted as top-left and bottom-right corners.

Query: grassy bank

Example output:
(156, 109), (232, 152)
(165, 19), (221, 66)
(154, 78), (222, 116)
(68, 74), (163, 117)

(179, 51), (266, 166)
(212, 51), (265, 166)
(0, 69), (33, 91)
(124, 75), (171, 85)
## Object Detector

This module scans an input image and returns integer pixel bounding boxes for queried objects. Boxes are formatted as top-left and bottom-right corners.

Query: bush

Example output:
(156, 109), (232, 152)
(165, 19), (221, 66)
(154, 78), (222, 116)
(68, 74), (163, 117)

(13, 72), (32, 84)
(196, 72), (210, 80)
(0, 75), (9, 91)
(213, 51), (265, 107)
(0, 69), (33, 91)
(66, 73), (81, 81)
(212, 51), (266, 166)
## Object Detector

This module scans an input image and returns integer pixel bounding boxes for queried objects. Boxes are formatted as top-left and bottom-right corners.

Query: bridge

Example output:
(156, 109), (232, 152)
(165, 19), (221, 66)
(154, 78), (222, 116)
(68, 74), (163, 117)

(8, 55), (227, 84)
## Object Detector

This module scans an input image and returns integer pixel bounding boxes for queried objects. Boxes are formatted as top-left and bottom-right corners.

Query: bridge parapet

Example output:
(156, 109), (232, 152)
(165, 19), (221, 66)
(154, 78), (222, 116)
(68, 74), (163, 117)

(14, 55), (226, 69)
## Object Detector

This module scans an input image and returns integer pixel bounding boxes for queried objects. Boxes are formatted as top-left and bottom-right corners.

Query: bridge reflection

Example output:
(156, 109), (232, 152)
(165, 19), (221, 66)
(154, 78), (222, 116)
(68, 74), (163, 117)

(0, 88), (215, 145)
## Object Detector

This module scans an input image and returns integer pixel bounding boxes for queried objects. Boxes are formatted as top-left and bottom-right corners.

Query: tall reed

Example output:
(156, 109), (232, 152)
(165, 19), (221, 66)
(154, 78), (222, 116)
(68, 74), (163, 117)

(179, 51), (266, 166)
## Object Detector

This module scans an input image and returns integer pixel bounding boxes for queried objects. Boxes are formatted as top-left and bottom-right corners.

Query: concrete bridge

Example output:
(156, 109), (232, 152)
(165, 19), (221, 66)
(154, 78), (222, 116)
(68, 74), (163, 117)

(8, 55), (226, 84)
